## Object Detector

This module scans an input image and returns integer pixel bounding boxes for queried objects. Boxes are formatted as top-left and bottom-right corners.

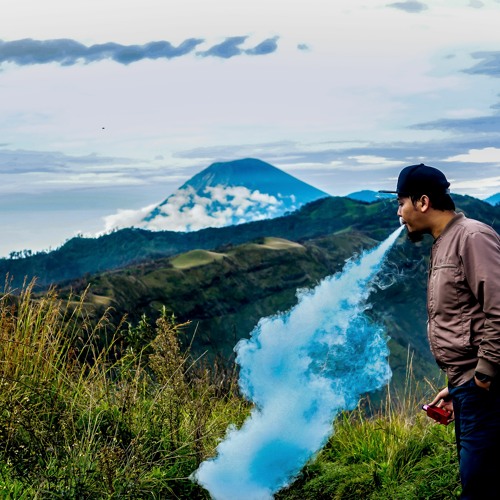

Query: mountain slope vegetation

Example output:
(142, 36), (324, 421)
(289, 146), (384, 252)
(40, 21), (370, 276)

(0, 195), (397, 288)
(4, 194), (499, 390)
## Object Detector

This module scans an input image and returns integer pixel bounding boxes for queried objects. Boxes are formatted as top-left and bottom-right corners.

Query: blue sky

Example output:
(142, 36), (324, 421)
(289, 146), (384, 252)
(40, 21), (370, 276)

(1, 0), (500, 255)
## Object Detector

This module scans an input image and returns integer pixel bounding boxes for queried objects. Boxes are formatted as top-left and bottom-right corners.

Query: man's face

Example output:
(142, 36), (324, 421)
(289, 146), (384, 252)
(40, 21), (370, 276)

(397, 195), (427, 243)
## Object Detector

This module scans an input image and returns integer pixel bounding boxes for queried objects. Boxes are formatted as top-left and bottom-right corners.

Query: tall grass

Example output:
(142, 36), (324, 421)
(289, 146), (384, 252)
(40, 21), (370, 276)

(1, 283), (461, 499)
(0, 282), (248, 498)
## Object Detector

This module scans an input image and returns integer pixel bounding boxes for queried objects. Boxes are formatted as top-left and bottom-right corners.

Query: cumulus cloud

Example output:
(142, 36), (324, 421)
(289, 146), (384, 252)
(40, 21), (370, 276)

(387, 1), (428, 13)
(103, 203), (158, 233)
(103, 184), (290, 233)
(0, 36), (279, 67)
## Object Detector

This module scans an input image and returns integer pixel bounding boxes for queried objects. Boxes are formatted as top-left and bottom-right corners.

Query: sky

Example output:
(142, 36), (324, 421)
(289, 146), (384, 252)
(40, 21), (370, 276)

(1, 0), (500, 256)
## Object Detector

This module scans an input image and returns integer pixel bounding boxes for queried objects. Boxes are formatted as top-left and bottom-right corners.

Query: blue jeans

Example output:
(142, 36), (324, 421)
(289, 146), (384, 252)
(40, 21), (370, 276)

(449, 378), (500, 499)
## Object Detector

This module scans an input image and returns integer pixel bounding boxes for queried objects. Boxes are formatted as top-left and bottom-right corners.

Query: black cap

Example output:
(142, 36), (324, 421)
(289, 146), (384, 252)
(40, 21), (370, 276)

(379, 164), (450, 196)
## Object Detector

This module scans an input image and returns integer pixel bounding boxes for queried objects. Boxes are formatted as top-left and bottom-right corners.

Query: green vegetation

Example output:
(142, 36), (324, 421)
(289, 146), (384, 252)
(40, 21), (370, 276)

(0, 194), (451, 288)
(0, 283), (248, 498)
(1, 285), (461, 498)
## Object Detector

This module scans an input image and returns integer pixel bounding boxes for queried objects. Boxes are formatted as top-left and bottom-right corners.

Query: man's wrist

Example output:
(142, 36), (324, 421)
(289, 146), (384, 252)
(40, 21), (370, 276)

(475, 371), (493, 384)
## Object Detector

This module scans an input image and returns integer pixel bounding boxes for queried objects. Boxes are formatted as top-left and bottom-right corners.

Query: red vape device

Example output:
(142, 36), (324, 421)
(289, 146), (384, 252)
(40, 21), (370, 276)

(422, 404), (451, 425)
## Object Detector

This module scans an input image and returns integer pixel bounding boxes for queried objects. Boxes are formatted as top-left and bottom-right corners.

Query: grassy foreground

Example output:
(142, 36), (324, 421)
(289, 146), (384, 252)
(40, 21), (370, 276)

(0, 285), (460, 498)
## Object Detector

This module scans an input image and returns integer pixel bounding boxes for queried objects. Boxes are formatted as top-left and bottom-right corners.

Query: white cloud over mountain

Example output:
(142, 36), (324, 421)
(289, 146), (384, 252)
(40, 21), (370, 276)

(103, 185), (291, 233)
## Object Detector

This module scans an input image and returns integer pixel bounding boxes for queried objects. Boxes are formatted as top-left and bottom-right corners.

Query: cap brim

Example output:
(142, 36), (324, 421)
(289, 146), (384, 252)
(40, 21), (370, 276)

(378, 190), (398, 194)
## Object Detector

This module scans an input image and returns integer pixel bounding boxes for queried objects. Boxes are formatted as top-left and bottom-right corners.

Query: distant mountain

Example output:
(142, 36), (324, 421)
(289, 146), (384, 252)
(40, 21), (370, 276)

(346, 190), (395, 203)
(139, 158), (329, 231)
(485, 193), (500, 206)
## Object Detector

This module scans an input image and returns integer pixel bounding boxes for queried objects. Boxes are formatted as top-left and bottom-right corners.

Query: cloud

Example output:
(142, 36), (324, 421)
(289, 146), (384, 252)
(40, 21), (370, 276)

(347, 155), (402, 169)
(464, 51), (500, 78)
(297, 44), (311, 52)
(450, 175), (500, 193)
(410, 113), (500, 133)
(0, 147), (136, 174)
(245, 37), (279, 56)
(174, 141), (297, 160)
(104, 184), (288, 233)
(0, 36), (279, 67)
(444, 147), (500, 163)
(198, 36), (248, 59)
(387, 1), (428, 13)
(102, 203), (158, 233)
(468, 0), (485, 7)
(0, 38), (203, 66)
(198, 36), (279, 59)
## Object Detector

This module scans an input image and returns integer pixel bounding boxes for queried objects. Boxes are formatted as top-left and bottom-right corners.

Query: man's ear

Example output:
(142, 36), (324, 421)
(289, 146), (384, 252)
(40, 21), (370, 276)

(419, 195), (431, 213)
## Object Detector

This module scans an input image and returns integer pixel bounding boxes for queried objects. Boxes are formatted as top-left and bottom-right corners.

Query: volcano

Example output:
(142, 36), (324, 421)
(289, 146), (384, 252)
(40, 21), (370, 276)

(139, 158), (329, 231)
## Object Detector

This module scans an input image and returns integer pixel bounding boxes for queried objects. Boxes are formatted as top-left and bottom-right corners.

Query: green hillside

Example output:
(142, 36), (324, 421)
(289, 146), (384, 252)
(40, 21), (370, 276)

(8, 193), (500, 392)
(58, 231), (432, 391)
(0, 195), (398, 288)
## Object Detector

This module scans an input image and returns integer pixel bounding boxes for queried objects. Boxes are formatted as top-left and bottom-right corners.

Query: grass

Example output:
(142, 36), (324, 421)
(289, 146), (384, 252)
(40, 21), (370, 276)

(0, 282), (248, 498)
(0, 282), (461, 498)
(170, 250), (227, 270)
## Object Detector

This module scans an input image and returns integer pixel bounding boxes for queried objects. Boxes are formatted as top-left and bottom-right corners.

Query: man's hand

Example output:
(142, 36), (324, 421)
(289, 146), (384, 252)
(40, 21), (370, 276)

(428, 387), (454, 423)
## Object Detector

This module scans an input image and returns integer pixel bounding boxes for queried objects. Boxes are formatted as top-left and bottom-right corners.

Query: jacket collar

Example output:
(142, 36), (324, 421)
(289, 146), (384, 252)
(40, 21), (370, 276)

(434, 212), (464, 243)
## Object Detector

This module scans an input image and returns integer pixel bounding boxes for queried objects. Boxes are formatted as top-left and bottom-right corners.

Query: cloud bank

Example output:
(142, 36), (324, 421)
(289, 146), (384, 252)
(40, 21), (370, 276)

(103, 184), (292, 233)
(0, 36), (279, 66)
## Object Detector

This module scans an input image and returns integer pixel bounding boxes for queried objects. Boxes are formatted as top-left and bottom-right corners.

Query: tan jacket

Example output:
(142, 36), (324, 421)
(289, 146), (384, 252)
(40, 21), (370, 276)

(427, 213), (500, 387)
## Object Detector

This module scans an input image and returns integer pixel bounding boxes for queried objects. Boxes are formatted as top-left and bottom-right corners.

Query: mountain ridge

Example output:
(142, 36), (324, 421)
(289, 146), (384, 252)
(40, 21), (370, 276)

(1, 193), (498, 290)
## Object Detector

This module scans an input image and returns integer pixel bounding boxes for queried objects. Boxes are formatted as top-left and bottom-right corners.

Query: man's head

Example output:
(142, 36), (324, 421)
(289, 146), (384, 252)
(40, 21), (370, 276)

(380, 164), (456, 241)
(381, 164), (454, 205)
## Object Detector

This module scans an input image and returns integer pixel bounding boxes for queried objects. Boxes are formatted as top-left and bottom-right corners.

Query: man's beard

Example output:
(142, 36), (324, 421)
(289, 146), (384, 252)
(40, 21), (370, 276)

(406, 229), (425, 243)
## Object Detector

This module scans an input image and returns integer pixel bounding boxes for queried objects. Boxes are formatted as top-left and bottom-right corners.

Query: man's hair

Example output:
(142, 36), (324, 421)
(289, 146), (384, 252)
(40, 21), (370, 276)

(409, 191), (456, 211)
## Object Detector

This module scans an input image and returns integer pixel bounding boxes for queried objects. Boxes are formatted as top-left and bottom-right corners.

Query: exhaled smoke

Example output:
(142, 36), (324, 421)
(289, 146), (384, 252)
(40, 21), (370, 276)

(193, 226), (404, 499)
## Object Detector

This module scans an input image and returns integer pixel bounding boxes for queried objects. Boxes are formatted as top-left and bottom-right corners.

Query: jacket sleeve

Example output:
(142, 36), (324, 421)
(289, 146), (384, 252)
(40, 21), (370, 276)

(461, 227), (500, 378)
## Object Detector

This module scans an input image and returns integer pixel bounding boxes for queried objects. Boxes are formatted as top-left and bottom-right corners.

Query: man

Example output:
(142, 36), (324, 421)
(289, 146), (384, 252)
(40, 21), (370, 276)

(381, 164), (500, 499)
